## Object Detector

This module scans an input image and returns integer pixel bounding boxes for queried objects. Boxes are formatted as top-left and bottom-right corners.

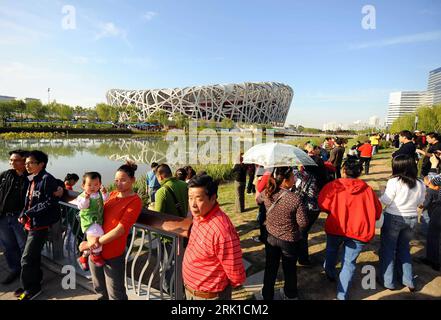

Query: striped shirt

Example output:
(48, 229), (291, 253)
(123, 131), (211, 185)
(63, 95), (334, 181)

(183, 203), (246, 292)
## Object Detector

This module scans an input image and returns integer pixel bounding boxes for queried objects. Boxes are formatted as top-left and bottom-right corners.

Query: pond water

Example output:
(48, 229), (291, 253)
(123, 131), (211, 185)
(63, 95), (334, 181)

(0, 133), (299, 190)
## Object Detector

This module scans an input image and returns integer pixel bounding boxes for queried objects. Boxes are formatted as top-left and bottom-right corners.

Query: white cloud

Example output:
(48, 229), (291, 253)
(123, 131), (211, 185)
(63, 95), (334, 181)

(350, 30), (441, 50)
(95, 22), (127, 40)
(142, 11), (158, 21)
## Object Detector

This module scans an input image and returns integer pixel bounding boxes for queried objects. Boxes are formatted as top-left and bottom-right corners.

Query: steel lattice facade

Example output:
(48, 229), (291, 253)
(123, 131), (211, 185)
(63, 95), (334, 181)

(106, 82), (293, 126)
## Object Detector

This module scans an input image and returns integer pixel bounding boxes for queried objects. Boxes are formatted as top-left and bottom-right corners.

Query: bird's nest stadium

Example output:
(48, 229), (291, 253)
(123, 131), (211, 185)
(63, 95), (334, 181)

(106, 82), (293, 126)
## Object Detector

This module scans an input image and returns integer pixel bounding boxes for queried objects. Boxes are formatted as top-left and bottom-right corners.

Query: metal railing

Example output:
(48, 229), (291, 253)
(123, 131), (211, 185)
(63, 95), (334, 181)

(42, 191), (191, 300)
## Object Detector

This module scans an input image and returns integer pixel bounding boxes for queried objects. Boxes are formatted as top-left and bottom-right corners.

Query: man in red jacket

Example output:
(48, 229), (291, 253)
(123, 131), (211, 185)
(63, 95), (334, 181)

(357, 140), (373, 175)
(318, 159), (382, 300)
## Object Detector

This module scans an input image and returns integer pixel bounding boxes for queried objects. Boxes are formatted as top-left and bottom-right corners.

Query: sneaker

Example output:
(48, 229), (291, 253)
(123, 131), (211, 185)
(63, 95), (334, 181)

(298, 259), (312, 267)
(1, 271), (20, 285)
(279, 288), (298, 300)
(14, 288), (24, 298)
(77, 255), (89, 271)
(90, 254), (105, 267)
(17, 290), (42, 301)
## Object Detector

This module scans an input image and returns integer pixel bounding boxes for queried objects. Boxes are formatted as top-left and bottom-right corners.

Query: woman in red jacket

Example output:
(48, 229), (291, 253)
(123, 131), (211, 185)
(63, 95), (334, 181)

(318, 159), (382, 300)
(358, 140), (373, 175)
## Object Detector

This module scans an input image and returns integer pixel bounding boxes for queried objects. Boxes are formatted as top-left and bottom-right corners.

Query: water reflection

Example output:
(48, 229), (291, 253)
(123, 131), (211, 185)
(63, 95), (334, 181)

(0, 134), (293, 188)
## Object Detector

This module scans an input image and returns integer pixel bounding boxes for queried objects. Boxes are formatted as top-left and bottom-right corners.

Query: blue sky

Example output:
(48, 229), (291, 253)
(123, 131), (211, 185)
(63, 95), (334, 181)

(0, 0), (440, 128)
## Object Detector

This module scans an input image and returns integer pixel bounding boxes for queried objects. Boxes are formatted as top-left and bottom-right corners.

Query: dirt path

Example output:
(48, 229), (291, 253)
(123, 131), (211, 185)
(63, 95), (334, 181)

(229, 149), (441, 300)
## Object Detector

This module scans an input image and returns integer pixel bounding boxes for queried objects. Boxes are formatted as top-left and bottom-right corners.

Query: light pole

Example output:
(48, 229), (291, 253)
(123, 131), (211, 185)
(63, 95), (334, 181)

(414, 114), (419, 131)
(48, 88), (51, 105)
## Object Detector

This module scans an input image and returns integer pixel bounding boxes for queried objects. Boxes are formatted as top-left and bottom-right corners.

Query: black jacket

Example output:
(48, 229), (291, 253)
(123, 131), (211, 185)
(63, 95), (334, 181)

(329, 146), (345, 167)
(0, 169), (29, 216)
(20, 169), (61, 228)
(392, 141), (416, 159)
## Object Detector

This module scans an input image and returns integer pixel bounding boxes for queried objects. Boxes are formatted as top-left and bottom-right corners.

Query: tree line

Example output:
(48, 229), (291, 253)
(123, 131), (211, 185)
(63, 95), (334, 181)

(0, 100), (241, 129)
(390, 104), (441, 133)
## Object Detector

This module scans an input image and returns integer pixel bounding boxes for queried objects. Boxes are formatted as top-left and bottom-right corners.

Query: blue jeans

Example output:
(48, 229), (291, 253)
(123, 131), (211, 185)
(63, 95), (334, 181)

(0, 215), (27, 273)
(420, 210), (430, 237)
(379, 213), (417, 289)
(324, 234), (365, 300)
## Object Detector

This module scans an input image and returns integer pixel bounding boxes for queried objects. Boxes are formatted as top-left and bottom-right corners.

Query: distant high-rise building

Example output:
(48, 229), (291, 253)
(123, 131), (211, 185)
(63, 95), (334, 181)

(323, 122), (342, 131)
(386, 91), (427, 126)
(427, 67), (441, 105)
(368, 116), (380, 127)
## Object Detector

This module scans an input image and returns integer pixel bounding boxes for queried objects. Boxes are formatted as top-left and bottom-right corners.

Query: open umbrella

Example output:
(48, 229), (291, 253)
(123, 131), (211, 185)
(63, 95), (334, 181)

(242, 142), (317, 167)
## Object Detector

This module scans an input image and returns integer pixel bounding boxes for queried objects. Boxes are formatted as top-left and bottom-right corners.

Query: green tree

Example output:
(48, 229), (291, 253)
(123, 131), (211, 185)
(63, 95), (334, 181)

(10, 100), (26, 122)
(26, 100), (48, 119)
(150, 110), (169, 127)
(96, 103), (119, 122)
(0, 101), (15, 126)
(173, 112), (189, 129)
(221, 118), (234, 129)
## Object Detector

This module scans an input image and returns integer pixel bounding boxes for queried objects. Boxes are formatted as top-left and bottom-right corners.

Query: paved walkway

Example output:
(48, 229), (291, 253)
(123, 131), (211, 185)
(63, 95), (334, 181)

(0, 250), (97, 300)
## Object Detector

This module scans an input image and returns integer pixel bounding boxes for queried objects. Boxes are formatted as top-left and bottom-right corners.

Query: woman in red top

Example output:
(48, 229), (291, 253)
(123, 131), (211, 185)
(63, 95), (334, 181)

(357, 140), (373, 175)
(79, 161), (142, 300)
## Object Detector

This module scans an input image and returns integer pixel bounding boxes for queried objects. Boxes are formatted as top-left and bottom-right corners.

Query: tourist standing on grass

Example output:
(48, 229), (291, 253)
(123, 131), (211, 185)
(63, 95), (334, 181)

(183, 174), (246, 300)
(318, 159), (382, 300)
(260, 166), (308, 300)
(232, 153), (247, 213)
(293, 166), (320, 266)
(16, 151), (61, 300)
(146, 162), (160, 204)
(370, 133), (380, 155)
(417, 132), (441, 177)
(79, 161), (142, 300)
(358, 140), (373, 175)
(155, 164), (188, 217)
(329, 138), (346, 179)
(0, 150), (29, 285)
(416, 154), (441, 271)
(254, 166), (271, 243)
(392, 130), (417, 159)
(246, 164), (256, 194)
(378, 154), (426, 291)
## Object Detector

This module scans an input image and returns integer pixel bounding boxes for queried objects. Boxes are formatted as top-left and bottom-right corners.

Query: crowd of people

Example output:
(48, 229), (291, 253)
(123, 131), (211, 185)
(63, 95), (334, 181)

(1, 128), (440, 300)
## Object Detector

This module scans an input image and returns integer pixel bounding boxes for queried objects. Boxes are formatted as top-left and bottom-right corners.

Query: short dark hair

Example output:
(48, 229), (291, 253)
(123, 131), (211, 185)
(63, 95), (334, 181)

(399, 130), (413, 140)
(156, 164), (172, 178)
(426, 132), (440, 141)
(65, 173), (80, 182)
(28, 150), (48, 169)
(184, 166), (196, 179)
(175, 168), (187, 181)
(335, 138), (344, 145)
(151, 162), (159, 169)
(9, 149), (30, 158)
(82, 172), (102, 184)
(188, 174), (219, 198)
(342, 159), (362, 178)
